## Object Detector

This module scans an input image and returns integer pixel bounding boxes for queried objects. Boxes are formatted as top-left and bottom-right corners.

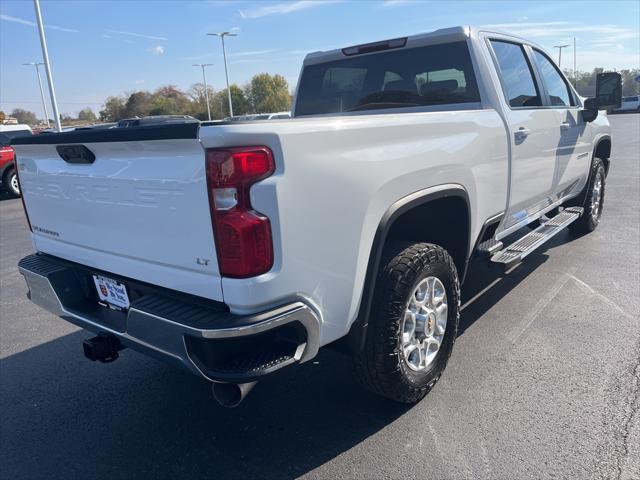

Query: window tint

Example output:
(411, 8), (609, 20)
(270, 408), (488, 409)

(490, 40), (541, 108)
(532, 50), (573, 106)
(295, 41), (480, 116)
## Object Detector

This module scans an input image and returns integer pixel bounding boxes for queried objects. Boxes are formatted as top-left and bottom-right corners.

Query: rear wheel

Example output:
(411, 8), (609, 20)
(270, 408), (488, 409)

(568, 157), (606, 234)
(353, 243), (460, 403)
(3, 168), (20, 197)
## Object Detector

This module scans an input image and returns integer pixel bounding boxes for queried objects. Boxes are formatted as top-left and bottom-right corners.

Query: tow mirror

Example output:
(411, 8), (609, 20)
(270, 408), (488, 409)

(581, 72), (622, 123)
(595, 72), (622, 110)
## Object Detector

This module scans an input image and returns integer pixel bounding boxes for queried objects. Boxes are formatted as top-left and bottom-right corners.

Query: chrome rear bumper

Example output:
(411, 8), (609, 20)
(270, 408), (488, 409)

(18, 254), (320, 382)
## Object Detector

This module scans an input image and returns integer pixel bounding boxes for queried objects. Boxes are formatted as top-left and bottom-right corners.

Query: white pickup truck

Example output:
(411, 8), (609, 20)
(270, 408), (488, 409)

(13, 27), (621, 407)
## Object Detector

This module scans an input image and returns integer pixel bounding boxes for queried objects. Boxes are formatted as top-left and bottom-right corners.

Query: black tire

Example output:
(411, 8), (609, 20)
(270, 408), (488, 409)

(3, 168), (20, 198)
(353, 243), (460, 403)
(568, 157), (606, 234)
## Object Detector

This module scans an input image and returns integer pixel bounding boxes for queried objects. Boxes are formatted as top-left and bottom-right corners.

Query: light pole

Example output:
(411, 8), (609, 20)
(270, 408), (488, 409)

(23, 62), (50, 127)
(554, 44), (570, 68)
(193, 63), (213, 121)
(207, 32), (237, 117)
(33, 0), (61, 132)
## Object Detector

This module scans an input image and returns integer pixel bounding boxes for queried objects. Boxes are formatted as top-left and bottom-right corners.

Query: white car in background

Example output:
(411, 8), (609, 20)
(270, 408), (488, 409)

(615, 95), (640, 112)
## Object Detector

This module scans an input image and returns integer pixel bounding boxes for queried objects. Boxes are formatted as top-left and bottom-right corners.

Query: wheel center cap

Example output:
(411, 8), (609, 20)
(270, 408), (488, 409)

(426, 312), (436, 336)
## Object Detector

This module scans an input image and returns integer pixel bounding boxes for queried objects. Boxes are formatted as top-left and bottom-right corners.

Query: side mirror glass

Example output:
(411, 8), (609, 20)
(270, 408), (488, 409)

(595, 72), (622, 110)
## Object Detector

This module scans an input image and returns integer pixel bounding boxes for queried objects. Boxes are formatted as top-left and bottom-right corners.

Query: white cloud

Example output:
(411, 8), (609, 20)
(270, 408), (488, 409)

(0, 13), (34, 26)
(482, 21), (639, 43)
(239, 0), (337, 19)
(134, 79), (145, 84)
(107, 29), (167, 41)
(47, 25), (79, 33)
(147, 45), (165, 55)
(482, 21), (639, 69)
(0, 13), (79, 32)
(231, 49), (278, 57)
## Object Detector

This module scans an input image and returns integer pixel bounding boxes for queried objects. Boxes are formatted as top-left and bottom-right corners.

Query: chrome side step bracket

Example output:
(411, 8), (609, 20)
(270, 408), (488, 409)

(490, 207), (583, 269)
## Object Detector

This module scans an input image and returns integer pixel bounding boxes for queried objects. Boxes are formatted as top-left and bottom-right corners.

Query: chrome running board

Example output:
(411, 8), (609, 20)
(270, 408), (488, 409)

(490, 207), (583, 269)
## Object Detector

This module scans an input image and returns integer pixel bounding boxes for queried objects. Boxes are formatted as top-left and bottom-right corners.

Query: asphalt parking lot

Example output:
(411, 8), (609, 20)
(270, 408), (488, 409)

(1, 113), (638, 480)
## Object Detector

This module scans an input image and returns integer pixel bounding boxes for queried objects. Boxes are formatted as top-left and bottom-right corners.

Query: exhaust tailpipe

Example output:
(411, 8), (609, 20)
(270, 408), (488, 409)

(212, 381), (257, 408)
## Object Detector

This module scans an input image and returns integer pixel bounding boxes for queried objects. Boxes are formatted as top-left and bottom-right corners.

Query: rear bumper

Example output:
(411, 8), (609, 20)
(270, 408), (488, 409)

(18, 253), (320, 383)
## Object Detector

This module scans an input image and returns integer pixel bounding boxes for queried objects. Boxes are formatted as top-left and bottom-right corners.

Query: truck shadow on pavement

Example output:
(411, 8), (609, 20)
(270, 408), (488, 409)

(0, 232), (572, 480)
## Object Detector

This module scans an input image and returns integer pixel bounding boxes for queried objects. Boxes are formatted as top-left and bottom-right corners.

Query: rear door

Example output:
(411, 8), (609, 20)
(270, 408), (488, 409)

(13, 129), (223, 301)
(488, 39), (560, 236)
(529, 48), (592, 202)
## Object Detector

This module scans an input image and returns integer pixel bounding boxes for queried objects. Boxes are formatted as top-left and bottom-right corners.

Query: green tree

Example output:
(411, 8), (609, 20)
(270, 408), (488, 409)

(148, 85), (192, 115)
(247, 73), (291, 113)
(564, 68), (639, 98)
(620, 69), (640, 96)
(99, 96), (126, 121)
(78, 107), (97, 122)
(216, 85), (251, 117)
(123, 91), (152, 118)
(188, 83), (217, 120)
(11, 108), (38, 125)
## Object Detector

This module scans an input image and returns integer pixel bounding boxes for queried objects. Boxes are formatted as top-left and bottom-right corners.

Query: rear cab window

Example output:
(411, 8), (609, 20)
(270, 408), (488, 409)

(294, 41), (481, 116)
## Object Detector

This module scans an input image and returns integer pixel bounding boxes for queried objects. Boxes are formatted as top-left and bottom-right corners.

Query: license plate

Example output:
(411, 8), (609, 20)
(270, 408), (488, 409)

(92, 275), (130, 310)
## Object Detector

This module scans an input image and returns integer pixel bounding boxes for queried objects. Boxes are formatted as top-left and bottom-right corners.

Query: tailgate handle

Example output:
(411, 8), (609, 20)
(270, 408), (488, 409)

(56, 145), (96, 164)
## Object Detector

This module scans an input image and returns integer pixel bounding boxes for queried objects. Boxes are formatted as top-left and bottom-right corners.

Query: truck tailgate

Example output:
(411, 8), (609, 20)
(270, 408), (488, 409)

(12, 131), (223, 301)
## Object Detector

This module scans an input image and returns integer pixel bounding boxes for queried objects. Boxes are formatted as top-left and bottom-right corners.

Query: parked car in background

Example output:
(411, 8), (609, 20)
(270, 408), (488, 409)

(267, 112), (291, 119)
(226, 112), (291, 121)
(0, 124), (32, 197)
(614, 95), (640, 112)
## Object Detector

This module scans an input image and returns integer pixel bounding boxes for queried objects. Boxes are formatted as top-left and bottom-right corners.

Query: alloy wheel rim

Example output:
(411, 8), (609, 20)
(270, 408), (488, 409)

(590, 171), (602, 221)
(401, 276), (448, 371)
(10, 174), (19, 194)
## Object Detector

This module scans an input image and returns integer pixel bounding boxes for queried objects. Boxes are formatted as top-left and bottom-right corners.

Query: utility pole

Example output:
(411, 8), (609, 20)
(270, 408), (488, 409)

(207, 32), (237, 117)
(554, 44), (570, 68)
(193, 63), (213, 121)
(33, 0), (61, 132)
(573, 37), (577, 88)
(23, 62), (50, 127)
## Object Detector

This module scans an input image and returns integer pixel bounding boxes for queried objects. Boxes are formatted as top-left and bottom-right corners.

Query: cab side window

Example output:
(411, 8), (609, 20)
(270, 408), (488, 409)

(531, 49), (574, 107)
(490, 40), (541, 108)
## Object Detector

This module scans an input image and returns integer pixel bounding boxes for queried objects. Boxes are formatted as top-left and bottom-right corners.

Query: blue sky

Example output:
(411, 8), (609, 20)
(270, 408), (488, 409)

(1, 0), (638, 118)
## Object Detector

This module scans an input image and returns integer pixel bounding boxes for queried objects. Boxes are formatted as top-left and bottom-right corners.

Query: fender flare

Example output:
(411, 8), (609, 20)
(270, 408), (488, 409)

(593, 134), (611, 174)
(347, 184), (471, 353)
(566, 134), (612, 210)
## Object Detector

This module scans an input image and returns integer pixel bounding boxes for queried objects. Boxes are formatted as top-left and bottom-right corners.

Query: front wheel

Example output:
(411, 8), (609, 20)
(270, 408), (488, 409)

(3, 168), (20, 197)
(353, 243), (460, 403)
(568, 157), (606, 234)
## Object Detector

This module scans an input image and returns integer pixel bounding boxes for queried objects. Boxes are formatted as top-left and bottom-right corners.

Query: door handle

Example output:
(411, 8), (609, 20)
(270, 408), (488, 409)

(514, 127), (531, 141)
(560, 122), (571, 130)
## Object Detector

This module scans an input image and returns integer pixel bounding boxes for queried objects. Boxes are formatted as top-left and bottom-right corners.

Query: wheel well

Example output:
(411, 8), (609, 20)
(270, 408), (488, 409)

(595, 138), (611, 174)
(385, 196), (470, 276)
(343, 187), (471, 355)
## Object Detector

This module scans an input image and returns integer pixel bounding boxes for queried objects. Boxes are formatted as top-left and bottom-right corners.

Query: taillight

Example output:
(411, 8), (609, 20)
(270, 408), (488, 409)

(206, 147), (275, 278)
